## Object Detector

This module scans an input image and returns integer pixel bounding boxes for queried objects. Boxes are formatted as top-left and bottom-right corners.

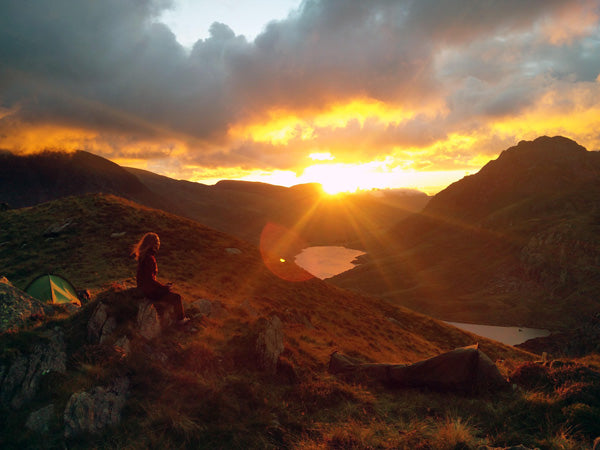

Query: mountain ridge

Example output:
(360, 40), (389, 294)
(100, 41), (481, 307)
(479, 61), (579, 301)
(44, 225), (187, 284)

(0, 149), (429, 246)
(332, 136), (600, 329)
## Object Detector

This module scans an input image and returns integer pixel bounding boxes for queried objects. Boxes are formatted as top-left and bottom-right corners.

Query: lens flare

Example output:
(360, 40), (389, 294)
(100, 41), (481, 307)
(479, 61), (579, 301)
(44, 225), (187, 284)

(259, 222), (314, 282)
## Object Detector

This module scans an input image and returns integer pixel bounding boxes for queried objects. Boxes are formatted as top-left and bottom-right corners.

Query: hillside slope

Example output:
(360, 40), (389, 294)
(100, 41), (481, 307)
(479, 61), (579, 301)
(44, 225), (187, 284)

(8, 195), (600, 450)
(331, 136), (600, 329)
(128, 167), (429, 245)
(0, 149), (429, 247)
(0, 150), (173, 213)
(0, 193), (522, 365)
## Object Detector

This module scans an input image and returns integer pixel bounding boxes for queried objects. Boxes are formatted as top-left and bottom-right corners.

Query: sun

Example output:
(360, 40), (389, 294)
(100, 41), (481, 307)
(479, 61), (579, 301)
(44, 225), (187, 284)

(321, 178), (359, 195)
(302, 163), (372, 195)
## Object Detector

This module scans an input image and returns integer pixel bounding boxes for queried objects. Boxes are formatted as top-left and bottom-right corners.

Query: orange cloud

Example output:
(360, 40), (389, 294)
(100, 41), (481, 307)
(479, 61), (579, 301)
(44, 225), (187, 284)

(540, 0), (599, 45)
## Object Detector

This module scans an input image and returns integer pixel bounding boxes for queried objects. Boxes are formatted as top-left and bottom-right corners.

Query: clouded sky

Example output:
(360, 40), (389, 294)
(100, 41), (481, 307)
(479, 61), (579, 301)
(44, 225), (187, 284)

(1, 0), (599, 193)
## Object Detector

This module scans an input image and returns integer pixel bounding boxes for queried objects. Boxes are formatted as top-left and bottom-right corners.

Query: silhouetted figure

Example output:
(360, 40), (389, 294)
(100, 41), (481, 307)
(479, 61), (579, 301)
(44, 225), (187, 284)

(133, 232), (189, 326)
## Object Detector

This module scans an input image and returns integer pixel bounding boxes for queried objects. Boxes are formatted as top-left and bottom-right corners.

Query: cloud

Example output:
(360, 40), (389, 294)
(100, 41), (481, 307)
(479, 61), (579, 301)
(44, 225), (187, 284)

(1, 0), (599, 180)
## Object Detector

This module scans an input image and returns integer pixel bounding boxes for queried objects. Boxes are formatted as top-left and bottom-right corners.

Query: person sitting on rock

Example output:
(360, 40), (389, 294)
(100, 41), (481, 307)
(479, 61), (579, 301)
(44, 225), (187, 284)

(132, 232), (190, 326)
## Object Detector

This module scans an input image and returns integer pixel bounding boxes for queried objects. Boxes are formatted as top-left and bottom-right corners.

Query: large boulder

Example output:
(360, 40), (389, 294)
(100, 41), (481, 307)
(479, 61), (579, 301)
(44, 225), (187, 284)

(0, 330), (67, 409)
(0, 276), (46, 333)
(88, 292), (178, 345)
(330, 345), (509, 394)
(63, 377), (129, 438)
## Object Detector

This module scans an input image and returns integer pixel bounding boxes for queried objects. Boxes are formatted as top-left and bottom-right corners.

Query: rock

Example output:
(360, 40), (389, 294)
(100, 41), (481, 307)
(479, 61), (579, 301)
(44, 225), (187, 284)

(0, 277), (46, 333)
(136, 300), (162, 340)
(255, 316), (284, 373)
(114, 336), (131, 355)
(225, 247), (242, 255)
(0, 330), (66, 409)
(43, 219), (74, 237)
(63, 303), (81, 315)
(63, 377), (129, 438)
(152, 300), (178, 329)
(191, 299), (212, 316)
(88, 302), (114, 344)
(25, 404), (55, 433)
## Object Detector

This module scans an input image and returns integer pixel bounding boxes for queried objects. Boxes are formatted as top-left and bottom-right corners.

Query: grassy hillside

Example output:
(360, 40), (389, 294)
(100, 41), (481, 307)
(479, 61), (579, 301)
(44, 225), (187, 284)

(0, 194), (522, 364)
(3, 194), (600, 449)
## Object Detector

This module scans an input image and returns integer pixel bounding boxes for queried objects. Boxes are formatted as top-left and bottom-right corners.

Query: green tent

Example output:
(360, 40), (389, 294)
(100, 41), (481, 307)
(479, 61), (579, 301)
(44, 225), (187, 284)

(26, 274), (81, 306)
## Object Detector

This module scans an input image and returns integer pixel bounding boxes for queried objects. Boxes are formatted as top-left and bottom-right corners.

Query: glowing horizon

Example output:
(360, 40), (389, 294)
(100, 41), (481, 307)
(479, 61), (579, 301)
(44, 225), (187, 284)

(2, 1), (600, 195)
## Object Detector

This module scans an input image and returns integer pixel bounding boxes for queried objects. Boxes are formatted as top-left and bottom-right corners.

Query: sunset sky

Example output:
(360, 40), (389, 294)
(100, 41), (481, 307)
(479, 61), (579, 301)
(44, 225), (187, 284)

(1, 0), (599, 194)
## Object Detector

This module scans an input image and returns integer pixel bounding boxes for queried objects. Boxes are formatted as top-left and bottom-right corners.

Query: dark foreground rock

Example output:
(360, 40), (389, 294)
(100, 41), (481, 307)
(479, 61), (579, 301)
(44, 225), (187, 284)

(330, 345), (509, 394)
(25, 404), (55, 433)
(0, 276), (46, 333)
(0, 330), (66, 409)
(63, 376), (129, 438)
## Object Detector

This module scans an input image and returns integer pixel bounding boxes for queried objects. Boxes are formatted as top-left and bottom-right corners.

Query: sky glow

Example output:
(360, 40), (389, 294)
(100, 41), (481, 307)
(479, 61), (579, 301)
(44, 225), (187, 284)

(1, 0), (600, 194)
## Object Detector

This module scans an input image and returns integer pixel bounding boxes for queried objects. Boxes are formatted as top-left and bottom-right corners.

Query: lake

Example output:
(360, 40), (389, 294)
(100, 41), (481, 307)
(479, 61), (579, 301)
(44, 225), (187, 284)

(445, 321), (551, 346)
(294, 245), (551, 346)
(294, 245), (365, 280)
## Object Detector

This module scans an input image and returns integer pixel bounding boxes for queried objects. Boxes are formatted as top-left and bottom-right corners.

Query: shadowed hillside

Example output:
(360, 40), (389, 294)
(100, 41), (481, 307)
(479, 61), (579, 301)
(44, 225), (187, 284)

(332, 136), (600, 330)
(0, 150), (173, 213)
(0, 149), (429, 247)
(127, 168), (430, 245)
(0, 193), (518, 364)
(3, 194), (600, 449)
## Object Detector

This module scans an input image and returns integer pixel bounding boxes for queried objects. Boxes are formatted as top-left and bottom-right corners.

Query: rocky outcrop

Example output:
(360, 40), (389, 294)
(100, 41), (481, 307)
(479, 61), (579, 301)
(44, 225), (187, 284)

(191, 298), (213, 316)
(25, 404), (55, 433)
(0, 276), (46, 333)
(0, 330), (66, 409)
(87, 302), (117, 344)
(136, 300), (162, 340)
(89, 293), (180, 345)
(190, 298), (229, 319)
(63, 376), (129, 438)
(255, 316), (284, 373)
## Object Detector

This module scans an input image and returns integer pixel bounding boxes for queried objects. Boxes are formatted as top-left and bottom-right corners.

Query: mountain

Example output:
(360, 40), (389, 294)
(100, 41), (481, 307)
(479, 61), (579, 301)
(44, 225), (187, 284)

(127, 167), (430, 246)
(331, 136), (600, 329)
(0, 150), (173, 213)
(0, 149), (429, 246)
(4, 194), (600, 450)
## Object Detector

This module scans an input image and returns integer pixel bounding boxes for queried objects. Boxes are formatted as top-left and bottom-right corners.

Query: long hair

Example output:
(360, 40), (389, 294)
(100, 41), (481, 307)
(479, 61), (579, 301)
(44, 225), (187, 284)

(132, 232), (160, 262)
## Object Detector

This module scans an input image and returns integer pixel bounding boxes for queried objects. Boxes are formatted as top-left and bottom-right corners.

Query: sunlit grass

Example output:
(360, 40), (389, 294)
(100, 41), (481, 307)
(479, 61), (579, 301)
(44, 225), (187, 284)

(2, 194), (599, 449)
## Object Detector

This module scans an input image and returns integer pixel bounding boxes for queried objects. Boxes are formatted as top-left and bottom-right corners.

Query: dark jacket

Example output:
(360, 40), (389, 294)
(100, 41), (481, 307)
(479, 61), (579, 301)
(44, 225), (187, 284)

(136, 250), (169, 301)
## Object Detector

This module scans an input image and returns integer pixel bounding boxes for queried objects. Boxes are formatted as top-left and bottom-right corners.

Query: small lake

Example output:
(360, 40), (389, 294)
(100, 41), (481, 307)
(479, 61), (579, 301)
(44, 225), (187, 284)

(295, 246), (365, 279)
(294, 246), (551, 346)
(445, 321), (551, 346)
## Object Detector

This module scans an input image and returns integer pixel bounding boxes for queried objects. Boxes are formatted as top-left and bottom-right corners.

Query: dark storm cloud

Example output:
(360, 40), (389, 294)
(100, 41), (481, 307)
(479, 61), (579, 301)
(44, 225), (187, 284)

(0, 0), (598, 169)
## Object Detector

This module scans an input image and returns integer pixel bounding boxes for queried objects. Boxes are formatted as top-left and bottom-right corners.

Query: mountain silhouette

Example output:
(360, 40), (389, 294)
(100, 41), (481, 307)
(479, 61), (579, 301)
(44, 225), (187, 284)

(332, 136), (600, 329)
(0, 149), (428, 246)
(0, 150), (173, 213)
(425, 136), (600, 222)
